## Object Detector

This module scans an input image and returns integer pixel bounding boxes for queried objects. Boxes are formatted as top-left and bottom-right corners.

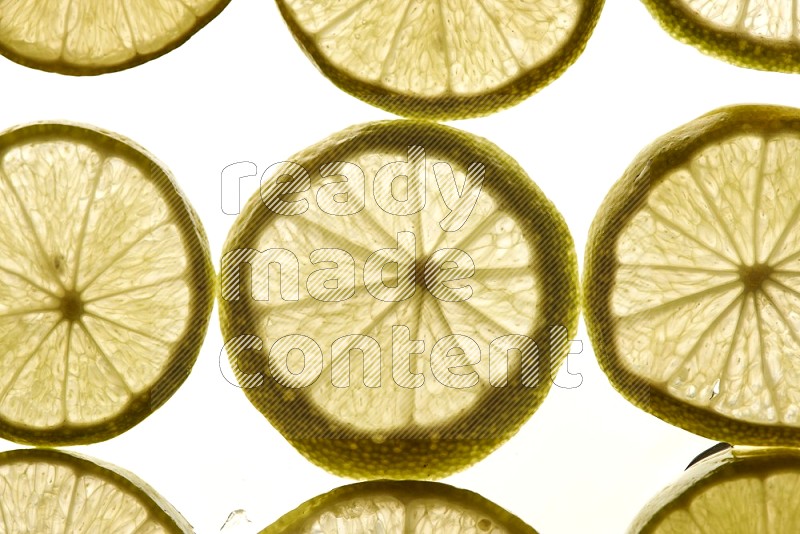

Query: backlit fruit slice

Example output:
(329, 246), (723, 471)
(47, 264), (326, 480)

(276, 0), (604, 119)
(630, 446), (800, 533)
(220, 120), (578, 479)
(0, 0), (231, 75)
(641, 0), (800, 72)
(585, 104), (800, 445)
(0, 448), (192, 532)
(0, 122), (214, 445)
(262, 480), (537, 533)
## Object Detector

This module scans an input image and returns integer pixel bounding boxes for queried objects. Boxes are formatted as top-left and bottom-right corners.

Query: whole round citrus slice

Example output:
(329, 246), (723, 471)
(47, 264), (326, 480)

(0, 448), (192, 532)
(0, 122), (214, 445)
(0, 0), (230, 74)
(641, 0), (800, 72)
(630, 446), (800, 533)
(220, 120), (578, 479)
(262, 480), (537, 533)
(275, 0), (604, 119)
(585, 104), (800, 445)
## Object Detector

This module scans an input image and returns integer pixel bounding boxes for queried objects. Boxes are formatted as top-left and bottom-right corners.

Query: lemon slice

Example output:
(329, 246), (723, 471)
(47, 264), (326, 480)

(631, 446), (800, 533)
(585, 104), (800, 445)
(0, 0), (231, 74)
(276, 0), (604, 119)
(641, 0), (800, 72)
(220, 120), (578, 479)
(262, 480), (537, 533)
(0, 448), (192, 532)
(0, 122), (214, 445)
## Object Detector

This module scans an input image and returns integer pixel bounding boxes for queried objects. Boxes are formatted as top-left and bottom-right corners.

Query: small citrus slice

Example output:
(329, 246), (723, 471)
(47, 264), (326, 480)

(262, 480), (537, 533)
(0, 122), (214, 445)
(585, 104), (800, 445)
(641, 0), (800, 72)
(275, 0), (604, 119)
(220, 120), (578, 478)
(0, 0), (231, 74)
(631, 446), (800, 533)
(0, 448), (192, 533)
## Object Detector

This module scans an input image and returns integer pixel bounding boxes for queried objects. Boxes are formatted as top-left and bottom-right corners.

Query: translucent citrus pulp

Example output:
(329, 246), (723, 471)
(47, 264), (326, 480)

(0, 448), (191, 532)
(641, 0), (800, 72)
(0, 0), (231, 74)
(276, 0), (604, 118)
(585, 105), (800, 444)
(220, 120), (578, 478)
(630, 446), (800, 533)
(0, 122), (214, 445)
(262, 480), (537, 533)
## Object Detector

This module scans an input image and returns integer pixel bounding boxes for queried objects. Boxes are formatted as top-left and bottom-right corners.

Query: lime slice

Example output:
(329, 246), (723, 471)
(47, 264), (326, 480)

(631, 446), (800, 533)
(585, 104), (800, 445)
(0, 448), (192, 532)
(220, 120), (578, 478)
(0, 0), (231, 74)
(276, 0), (604, 119)
(641, 0), (800, 72)
(0, 122), (214, 445)
(262, 480), (537, 533)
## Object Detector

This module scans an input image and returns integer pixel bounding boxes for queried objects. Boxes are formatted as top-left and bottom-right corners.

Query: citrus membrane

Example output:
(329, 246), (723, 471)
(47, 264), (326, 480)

(0, 448), (192, 533)
(640, 0), (800, 72)
(0, 122), (214, 445)
(0, 0), (231, 74)
(262, 480), (537, 533)
(220, 120), (578, 478)
(630, 446), (800, 533)
(585, 104), (800, 445)
(275, 0), (604, 119)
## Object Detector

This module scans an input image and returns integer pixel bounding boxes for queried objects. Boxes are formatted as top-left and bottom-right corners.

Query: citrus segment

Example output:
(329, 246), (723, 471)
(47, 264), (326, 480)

(0, 448), (191, 533)
(0, 122), (214, 445)
(276, 0), (604, 118)
(0, 0), (230, 74)
(641, 0), (800, 72)
(220, 120), (578, 478)
(631, 447), (800, 533)
(262, 480), (537, 533)
(585, 104), (800, 444)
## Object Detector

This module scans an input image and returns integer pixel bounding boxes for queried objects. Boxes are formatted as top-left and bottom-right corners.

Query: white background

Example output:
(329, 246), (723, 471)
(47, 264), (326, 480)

(2, 0), (800, 532)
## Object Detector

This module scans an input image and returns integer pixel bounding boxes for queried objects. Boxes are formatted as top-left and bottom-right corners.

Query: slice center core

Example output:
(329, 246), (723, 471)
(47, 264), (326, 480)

(738, 262), (773, 292)
(60, 289), (84, 321)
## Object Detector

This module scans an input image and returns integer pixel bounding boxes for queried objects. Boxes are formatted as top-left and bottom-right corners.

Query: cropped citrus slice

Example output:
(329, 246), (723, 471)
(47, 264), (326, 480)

(262, 480), (537, 533)
(585, 104), (800, 445)
(630, 446), (800, 533)
(276, 0), (604, 119)
(0, 0), (231, 75)
(641, 0), (800, 72)
(0, 122), (214, 445)
(220, 120), (578, 479)
(0, 448), (192, 532)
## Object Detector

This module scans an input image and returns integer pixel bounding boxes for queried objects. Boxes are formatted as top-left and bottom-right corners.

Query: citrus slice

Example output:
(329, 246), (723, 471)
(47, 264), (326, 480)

(220, 120), (578, 478)
(0, 448), (192, 532)
(585, 104), (800, 445)
(275, 0), (604, 119)
(0, 122), (214, 445)
(262, 480), (537, 533)
(630, 446), (800, 533)
(641, 0), (800, 72)
(0, 0), (231, 75)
